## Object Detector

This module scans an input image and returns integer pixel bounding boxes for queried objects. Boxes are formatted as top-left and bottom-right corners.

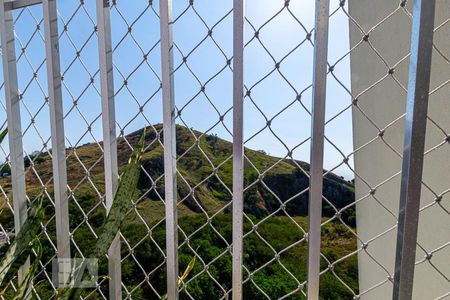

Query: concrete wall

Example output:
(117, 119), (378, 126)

(348, 1), (450, 299)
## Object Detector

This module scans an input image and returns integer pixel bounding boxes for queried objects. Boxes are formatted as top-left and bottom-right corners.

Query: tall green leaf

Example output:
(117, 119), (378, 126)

(0, 197), (44, 288)
(161, 253), (197, 300)
(0, 127), (7, 144)
(11, 239), (42, 300)
(60, 130), (146, 299)
(92, 130), (146, 259)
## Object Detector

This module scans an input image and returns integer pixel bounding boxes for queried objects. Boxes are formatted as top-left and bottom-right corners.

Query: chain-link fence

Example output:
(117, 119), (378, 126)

(0, 0), (448, 299)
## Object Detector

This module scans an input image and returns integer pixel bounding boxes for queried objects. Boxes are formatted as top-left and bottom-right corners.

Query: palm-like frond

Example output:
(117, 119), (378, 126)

(0, 197), (44, 288)
(11, 239), (43, 300)
(0, 127), (8, 144)
(161, 252), (197, 300)
(59, 130), (146, 299)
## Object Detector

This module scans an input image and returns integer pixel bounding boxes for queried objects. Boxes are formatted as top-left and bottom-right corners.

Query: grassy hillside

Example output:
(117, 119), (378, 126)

(0, 125), (358, 299)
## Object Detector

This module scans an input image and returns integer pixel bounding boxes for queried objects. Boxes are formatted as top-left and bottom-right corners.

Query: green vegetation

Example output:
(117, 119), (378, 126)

(0, 198), (44, 288)
(0, 125), (358, 299)
(118, 213), (358, 299)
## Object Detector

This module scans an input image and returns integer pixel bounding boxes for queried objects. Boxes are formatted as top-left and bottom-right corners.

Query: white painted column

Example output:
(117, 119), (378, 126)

(349, 1), (450, 299)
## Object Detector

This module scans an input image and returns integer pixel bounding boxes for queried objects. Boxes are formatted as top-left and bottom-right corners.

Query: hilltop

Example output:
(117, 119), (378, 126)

(0, 124), (355, 228)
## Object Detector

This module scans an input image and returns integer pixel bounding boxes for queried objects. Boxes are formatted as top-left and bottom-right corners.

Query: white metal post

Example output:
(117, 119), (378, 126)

(96, 0), (121, 299)
(307, 0), (330, 299)
(232, 0), (244, 299)
(160, 0), (178, 298)
(42, 0), (71, 284)
(393, 0), (436, 299)
(0, 0), (29, 282)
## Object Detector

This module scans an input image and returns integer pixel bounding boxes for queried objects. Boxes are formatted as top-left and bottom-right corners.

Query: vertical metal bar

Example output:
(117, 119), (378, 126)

(0, 0), (29, 281)
(307, 0), (330, 299)
(393, 0), (436, 299)
(160, 0), (178, 299)
(42, 0), (71, 285)
(96, 0), (121, 299)
(232, 0), (244, 299)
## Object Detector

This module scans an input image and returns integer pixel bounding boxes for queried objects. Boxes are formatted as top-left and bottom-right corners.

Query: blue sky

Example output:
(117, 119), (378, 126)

(0, 0), (353, 178)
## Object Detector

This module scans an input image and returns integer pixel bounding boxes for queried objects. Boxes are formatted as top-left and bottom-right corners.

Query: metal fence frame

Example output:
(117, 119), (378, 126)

(232, 0), (244, 299)
(96, 0), (121, 298)
(306, 0), (330, 299)
(0, 0), (443, 299)
(159, 0), (179, 299)
(393, 0), (436, 299)
(0, 0), (29, 282)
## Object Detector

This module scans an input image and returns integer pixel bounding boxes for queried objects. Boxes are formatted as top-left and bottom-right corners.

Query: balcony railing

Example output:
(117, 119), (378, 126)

(0, 0), (448, 299)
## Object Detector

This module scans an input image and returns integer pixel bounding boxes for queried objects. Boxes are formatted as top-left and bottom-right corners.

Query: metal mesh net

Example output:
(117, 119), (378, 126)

(0, 0), (448, 299)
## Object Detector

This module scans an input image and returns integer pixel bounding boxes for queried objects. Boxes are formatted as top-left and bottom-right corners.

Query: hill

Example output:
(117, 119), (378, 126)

(1, 124), (355, 228)
(0, 125), (358, 299)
